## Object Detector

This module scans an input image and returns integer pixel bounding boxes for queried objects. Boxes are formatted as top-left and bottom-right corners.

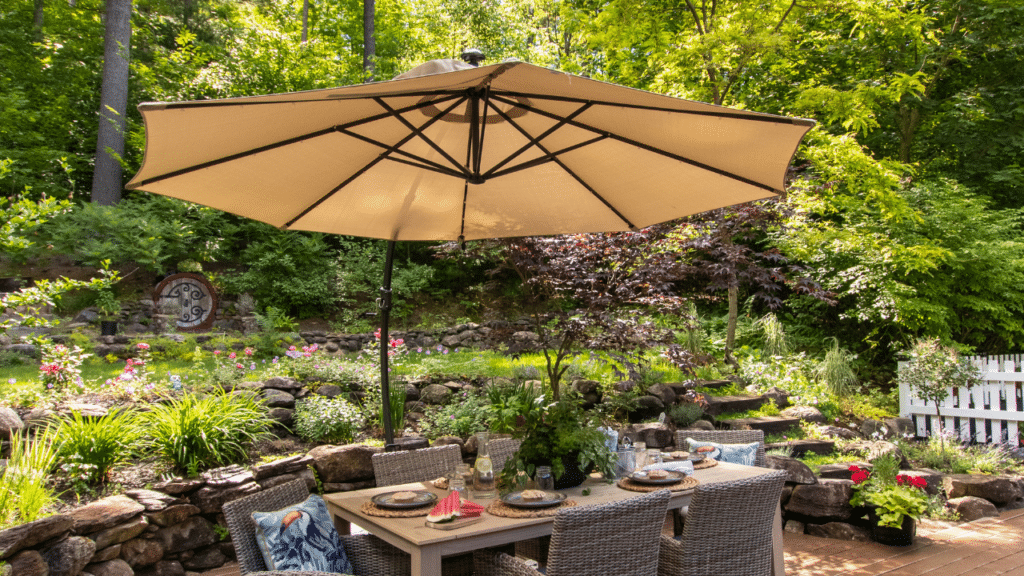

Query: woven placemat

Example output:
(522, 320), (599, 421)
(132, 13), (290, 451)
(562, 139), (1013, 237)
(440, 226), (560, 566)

(361, 501), (432, 518)
(692, 458), (719, 470)
(616, 475), (700, 493)
(486, 499), (578, 518)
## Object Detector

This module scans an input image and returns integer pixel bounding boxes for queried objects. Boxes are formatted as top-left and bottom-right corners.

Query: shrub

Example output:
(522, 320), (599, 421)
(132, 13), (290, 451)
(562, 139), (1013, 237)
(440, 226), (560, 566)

(293, 395), (366, 444)
(0, 429), (59, 529)
(38, 342), (90, 396)
(419, 389), (489, 440)
(54, 407), (139, 485)
(139, 390), (275, 475)
(485, 380), (542, 435)
(668, 402), (704, 427)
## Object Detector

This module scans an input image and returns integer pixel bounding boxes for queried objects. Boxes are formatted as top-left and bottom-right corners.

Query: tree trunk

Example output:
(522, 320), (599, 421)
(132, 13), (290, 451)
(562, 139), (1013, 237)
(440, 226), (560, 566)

(362, 0), (375, 79)
(301, 0), (310, 44)
(90, 0), (132, 206)
(725, 284), (739, 368)
(33, 0), (44, 41)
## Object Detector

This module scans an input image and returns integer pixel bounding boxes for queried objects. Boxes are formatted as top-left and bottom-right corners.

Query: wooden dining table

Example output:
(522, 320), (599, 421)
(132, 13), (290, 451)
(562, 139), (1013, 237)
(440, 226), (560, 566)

(323, 460), (784, 576)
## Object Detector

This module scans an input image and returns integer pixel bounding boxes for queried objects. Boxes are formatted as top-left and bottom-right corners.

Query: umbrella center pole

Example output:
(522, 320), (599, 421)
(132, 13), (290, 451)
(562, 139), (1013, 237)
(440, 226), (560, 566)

(378, 240), (398, 451)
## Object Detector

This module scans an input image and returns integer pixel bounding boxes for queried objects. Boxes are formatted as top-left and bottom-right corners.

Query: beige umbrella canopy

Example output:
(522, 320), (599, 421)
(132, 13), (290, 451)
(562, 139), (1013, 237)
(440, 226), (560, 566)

(128, 56), (815, 445)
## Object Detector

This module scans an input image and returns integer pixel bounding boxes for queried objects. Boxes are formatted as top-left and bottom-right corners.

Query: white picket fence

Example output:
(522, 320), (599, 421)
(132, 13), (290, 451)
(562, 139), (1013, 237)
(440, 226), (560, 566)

(898, 355), (1024, 445)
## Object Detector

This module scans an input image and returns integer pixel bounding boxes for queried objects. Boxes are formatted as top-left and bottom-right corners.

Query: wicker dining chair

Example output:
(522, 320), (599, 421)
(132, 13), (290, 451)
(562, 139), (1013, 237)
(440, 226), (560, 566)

(222, 479), (411, 576)
(371, 443), (474, 576)
(488, 437), (522, 475)
(474, 489), (671, 576)
(371, 443), (463, 486)
(675, 429), (767, 467)
(659, 470), (786, 576)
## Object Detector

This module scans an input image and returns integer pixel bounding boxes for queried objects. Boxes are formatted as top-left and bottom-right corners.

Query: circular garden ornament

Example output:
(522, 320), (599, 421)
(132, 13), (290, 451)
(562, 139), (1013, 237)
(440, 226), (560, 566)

(152, 273), (218, 332)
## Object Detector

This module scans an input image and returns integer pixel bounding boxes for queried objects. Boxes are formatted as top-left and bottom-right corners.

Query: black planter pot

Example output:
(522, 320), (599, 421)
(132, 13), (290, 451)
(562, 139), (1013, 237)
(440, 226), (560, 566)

(868, 509), (916, 546)
(552, 453), (589, 490)
(100, 320), (119, 336)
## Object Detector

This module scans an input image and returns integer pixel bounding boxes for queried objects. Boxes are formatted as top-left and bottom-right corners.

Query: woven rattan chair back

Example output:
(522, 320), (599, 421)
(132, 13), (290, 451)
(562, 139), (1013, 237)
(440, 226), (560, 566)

(672, 470), (786, 576)
(372, 444), (463, 486)
(544, 489), (670, 576)
(675, 429), (767, 467)
(488, 437), (522, 475)
(222, 479), (312, 575)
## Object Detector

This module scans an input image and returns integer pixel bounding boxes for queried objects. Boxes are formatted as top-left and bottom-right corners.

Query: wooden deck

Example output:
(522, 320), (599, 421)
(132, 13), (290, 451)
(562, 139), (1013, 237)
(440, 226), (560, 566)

(200, 508), (1024, 576)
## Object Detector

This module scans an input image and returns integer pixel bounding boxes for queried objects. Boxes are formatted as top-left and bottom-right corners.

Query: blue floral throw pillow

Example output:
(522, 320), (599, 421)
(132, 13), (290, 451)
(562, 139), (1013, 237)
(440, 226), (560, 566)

(252, 494), (354, 573)
(686, 438), (760, 467)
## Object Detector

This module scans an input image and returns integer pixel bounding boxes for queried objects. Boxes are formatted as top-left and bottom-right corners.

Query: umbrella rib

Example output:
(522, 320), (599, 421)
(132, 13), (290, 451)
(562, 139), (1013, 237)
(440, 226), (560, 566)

(384, 155), (465, 179)
(490, 94), (778, 193)
(337, 128), (465, 178)
(488, 135), (608, 179)
(283, 96), (471, 228)
(491, 105), (638, 231)
(480, 102), (592, 180)
(127, 95), (465, 189)
(374, 97), (471, 179)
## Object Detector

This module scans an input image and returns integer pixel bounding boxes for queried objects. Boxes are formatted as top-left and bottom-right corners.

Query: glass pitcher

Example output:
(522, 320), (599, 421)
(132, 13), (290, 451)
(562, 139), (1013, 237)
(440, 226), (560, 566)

(473, 432), (497, 499)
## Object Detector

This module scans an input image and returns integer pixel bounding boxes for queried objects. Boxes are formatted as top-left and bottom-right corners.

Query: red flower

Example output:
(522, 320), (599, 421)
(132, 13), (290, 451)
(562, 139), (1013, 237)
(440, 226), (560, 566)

(851, 470), (870, 484)
(912, 477), (928, 490)
(137, 342), (150, 350)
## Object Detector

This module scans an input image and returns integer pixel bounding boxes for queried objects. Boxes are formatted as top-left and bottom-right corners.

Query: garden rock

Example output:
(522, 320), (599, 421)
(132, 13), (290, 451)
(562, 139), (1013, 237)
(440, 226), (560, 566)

(947, 496), (999, 521)
(816, 462), (870, 480)
(680, 420), (715, 431)
(41, 535), (95, 576)
(784, 520), (805, 534)
(180, 544), (227, 570)
(859, 419), (892, 439)
(703, 394), (766, 417)
(147, 504), (201, 528)
(156, 516), (217, 554)
(152, 478), (204, 496)
(0, 407), (24, 440)
(263, 376), (302, 390)
(404, 383), (420, 401)
(8, 550), (47, 576)
(767, 439), (835, 458)
(126, 489), (185, 512)
(841, 441), (908, 468)
(393, 436), (430, 451)
(900, 469), (943, 495)
(315, 384), (343, 398)
(432, 436), (466, 455)
(252, 454), (314, 480)
(0, 514), (73, 559)
(60, 402), (108, 418)
(786, 480), (855, 520)
(631, 395), (664, 421)
(646, 383), (677, 406)
(91, 542), (122, 562)
(943, 474), (1023, 505)
(259, 467), (317, 492)
(628, 422), (673, 448)
(5, 343), (37, 357)
(70, 495), (145, 534)
(780, 405), (825, 423)
(308, 444), (378, 483)
(190, 481), (260, 514)
(262, 388), (295, 408)
(884, 417), (915, 438)
(766, 455), (817, 485)
(120, 536), (164, 567)
(202, 464), (253, 487)
(815, 425), (860, 440)
(762, 386), (791, 409)
(268, 407), (294, 427)
(134, 559), (185, 576)
(420, 383), (453, 404)
(805, 522), (871, 542)
(91, 515), (148, 549)
(405, 401), (426, 413)
(21, 407), (55, 430)
(87, 558), (134, 576)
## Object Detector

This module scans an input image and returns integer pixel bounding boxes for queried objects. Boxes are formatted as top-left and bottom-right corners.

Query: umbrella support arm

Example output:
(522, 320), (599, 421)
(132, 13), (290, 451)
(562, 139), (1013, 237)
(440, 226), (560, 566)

(379, 240), (397, 451)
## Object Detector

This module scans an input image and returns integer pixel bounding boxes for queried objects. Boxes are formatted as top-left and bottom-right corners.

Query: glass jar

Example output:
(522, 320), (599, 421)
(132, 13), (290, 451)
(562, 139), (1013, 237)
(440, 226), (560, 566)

(456, 463), (473, 487)
(473, 432), (496, 499)
(449, 475), (468, 501)
(633, 441), (648, 471)
(535, 466), (554, 491)
(647, 449), (663, 466)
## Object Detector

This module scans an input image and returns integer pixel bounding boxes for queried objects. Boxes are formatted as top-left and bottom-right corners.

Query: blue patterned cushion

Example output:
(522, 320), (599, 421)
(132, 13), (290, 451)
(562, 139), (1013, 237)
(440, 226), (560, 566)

(252, 494), (353, 573)
(686, 438), (760, 466)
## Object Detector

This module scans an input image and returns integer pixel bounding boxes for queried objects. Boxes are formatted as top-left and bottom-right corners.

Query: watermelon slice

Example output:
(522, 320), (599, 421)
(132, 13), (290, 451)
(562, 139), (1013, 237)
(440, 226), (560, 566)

(426, 491), (485, 523)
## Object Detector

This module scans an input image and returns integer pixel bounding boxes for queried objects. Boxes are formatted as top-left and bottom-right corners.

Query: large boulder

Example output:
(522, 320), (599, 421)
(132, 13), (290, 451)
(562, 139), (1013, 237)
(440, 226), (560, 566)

(180, 544), (227, 570)
(0, 407), (24, 440)
(134, 559), (186, 576)
(41, 535), (96, 576)
(0, 514), (73, 560)
(625, 422), (673, 449)
(263, 376), (302, 390)
(308, 443), (380, 483)
(420, 383), (453, 405)
(630, 395), (665, 421)
(841, 441), (909, 468)
(69, 495), (145, 535)
(155, 516), (217, 554)
(805, 522), (872, 542)
(766, 455), (817, 485)
(943, 474), (1023, 506)
(91, 515), (148, 549)
(780, 405), (825, 424)
(87, 558), (134, 576)
(815, 425), (861, 440)
(120, 537), (165, 567)
(786, 479), (855, 520)
(8, 550), (47, 576)
(947, 496), (999, 521)
(190, 481), (260, 514)
(646, 384), (677, 406)
(252, 454), (315, 480)
(124, 489), (184, 512)
(262, 388), (295, 408)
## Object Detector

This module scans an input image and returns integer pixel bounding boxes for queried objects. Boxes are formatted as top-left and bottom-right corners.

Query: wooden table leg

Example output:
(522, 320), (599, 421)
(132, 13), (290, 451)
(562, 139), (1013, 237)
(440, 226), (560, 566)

(772, 502), (785, 576)
(411, 545), (443, 576)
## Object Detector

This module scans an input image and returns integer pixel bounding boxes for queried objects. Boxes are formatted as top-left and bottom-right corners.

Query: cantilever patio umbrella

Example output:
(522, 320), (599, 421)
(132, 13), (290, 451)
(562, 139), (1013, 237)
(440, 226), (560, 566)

(127, 54), (815, 448)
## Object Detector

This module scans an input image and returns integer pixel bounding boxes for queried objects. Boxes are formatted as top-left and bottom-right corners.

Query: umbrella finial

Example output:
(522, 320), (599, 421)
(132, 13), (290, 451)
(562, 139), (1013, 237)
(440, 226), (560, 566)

(461, 49), (485, 67)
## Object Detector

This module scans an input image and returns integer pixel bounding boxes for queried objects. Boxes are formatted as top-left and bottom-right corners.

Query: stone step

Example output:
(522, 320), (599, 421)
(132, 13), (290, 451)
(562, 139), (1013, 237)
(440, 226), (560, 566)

(719, 416), (801, 434)
(766, 439), (836, 457)
(703, 394), (769, 416)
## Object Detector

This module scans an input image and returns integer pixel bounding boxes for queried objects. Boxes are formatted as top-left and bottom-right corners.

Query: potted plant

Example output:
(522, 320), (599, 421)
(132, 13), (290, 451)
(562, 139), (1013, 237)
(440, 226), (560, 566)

(498, 393), (615, 490)
(95, 289), (121, 335)
(849, 455), (930, 546)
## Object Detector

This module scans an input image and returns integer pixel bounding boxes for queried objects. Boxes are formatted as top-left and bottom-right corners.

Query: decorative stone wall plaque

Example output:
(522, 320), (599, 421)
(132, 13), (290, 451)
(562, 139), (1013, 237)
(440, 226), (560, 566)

(152, 273), (218, 332)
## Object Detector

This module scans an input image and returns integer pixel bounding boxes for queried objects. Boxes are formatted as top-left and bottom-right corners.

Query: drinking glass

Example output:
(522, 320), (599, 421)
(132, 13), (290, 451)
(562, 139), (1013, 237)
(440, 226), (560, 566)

(633, 442), (647, 471)
(647, 449), (663, 466)
(535, 466), (554, 491)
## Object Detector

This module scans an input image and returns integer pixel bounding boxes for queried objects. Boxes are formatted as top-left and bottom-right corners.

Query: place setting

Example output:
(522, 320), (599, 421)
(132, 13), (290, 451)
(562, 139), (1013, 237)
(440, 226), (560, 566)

(616, 448), (701, 492)
(360, 490), (440, 517)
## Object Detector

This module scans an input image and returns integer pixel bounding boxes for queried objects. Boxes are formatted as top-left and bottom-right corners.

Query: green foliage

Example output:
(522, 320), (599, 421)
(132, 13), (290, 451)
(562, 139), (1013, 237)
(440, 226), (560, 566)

(849, 455), (929, 528)
(54, 408), (139, 485)
(38, 342), (91, 396)
(293, 395), (366, 444)
(899, 338), (982, 451)
(485, 380), (542, 435)
(817, 338), (858, 396)
(93, 289), (120, 320)
(755, 313), (790, 357)
(0, 429), (59, 529)
(667, 402), (704, 428)
(139, 390), (275, 474)
(419, 389), (489, 440)
(335, 238), (437, 321)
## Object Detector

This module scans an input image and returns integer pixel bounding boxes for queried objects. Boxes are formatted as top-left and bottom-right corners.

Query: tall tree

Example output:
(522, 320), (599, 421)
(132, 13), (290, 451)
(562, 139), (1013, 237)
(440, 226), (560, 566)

(90, 0), (132, 205)
(301, 0), (309, 44)
(363, 0), (374, 79)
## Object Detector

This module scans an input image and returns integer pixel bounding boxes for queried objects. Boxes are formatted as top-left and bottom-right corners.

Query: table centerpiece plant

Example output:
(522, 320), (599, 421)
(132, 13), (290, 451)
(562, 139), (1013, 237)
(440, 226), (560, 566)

(849, 454), (930, 545)
(498, 392), (615, 491)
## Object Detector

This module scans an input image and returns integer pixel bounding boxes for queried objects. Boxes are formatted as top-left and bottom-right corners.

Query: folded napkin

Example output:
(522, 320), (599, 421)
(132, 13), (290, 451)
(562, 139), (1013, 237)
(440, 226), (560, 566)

(642, 461), (695, 475)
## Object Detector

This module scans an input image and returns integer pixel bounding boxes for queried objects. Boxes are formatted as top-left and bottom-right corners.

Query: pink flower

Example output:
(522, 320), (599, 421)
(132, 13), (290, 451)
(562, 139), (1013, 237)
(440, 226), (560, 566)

(228, 352), (237, 359)
(236, 363), (243, 369)
(214, 350), (222, 356)
(244, 347), (254, 356)
(137, 342), (150, 350)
